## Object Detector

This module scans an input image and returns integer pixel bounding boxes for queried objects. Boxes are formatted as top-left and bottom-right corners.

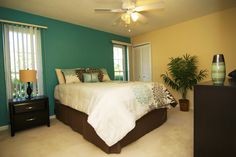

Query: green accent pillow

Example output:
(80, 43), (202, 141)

(85, 68), (103, 82)
(61, 69), (81, 84)
(83, 73), (99, 82)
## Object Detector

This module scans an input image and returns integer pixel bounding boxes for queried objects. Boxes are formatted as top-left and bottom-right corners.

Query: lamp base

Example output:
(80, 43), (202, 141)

(26, 82), (32, 99)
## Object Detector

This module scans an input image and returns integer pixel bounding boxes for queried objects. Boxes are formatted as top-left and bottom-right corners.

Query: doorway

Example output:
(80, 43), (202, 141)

(133, 43), (152, 81)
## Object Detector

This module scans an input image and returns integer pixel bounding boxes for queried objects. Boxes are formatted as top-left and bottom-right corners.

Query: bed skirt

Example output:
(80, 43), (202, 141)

(54, 99), (167, 153)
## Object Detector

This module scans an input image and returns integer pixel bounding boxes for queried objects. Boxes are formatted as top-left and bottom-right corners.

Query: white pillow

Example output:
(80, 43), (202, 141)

(100, 68), (111, 81)
(55, 69), (65, 84)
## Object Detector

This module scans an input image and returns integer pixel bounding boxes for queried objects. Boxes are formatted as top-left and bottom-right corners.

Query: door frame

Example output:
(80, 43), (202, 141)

(132, 42), (152, 81)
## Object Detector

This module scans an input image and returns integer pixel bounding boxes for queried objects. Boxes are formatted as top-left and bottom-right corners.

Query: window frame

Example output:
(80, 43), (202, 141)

(113, 44), (127, 81)
(3, 24), (44, 99)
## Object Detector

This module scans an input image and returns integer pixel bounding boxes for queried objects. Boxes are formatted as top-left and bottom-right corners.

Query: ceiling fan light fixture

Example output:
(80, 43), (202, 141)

(121, 13), (126, 21)
(95, 0), (165, 32)
(131, 12), (139, 22)
(121, 13), (131, 24)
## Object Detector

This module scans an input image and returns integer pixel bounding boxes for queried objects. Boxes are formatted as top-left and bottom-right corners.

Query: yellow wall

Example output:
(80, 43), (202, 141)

(131, 7), (236, 107)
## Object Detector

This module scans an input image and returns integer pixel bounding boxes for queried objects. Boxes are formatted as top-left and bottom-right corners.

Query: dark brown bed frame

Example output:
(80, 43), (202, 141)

(55, 100), (167, 153)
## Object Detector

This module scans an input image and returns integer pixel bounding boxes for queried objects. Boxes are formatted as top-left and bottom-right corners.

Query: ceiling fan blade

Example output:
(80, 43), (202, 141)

(94, 8), (112, 12)
(111, 9), (126, 13)
(135, 1), (164, 12)
(94, 8), (125, 13)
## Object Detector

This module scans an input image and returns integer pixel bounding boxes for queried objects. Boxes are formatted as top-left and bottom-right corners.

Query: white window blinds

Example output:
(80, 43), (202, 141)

(3, 24), (44, 99)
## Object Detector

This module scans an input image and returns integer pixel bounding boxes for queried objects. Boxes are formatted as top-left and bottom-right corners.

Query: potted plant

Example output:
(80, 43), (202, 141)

(161, 54), (207, 111)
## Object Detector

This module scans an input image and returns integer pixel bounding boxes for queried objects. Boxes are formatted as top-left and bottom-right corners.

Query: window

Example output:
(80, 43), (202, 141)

(113, 45), (127, 81)
(3, 24), (44, 99)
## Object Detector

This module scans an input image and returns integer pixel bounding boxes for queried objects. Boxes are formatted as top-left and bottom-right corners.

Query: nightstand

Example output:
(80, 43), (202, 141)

(9, 96), (50, 136)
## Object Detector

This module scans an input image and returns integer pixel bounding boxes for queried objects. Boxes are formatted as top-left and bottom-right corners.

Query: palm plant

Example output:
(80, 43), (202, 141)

(161, 54), (207, 100)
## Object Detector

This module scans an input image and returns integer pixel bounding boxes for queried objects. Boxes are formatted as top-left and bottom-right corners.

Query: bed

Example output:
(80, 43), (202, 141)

(54, 81), (176, 153)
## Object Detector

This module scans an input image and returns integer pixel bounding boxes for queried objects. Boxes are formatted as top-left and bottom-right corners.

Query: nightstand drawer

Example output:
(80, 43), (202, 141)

(14, 101), (46, 114)
(14, 111), (48, 131)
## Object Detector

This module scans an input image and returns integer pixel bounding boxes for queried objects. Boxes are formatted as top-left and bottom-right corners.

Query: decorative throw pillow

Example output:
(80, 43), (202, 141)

(100, 68), (111, 81)
(61, 69), (81, 84)
(83, 73), (99, 82)
(55, 69), (65, 84)
(85, 68), (103, 82)
(75, 68), (86, 82)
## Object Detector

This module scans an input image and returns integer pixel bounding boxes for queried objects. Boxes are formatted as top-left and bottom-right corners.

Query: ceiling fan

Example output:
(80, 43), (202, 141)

(94, 0), (164, 29)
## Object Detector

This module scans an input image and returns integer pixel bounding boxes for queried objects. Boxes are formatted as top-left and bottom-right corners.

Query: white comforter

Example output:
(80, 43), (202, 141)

(54, 81), (176, 146)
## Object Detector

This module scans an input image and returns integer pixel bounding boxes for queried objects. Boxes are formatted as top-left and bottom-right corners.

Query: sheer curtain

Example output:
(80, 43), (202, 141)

(3, 24), (44, 99)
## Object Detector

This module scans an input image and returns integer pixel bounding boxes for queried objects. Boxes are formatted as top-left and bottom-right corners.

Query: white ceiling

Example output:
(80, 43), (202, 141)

(0, 0), (236, 37)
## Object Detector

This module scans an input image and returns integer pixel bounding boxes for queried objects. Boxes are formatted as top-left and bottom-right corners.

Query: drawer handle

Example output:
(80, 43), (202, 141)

(26, 118), (36, 122)
(26, 106), (33, 110)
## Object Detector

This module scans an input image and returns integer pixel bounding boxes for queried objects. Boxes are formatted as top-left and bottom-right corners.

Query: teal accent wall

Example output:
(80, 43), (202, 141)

(0, 7), (130, 126)
(0, 24), (8, 127)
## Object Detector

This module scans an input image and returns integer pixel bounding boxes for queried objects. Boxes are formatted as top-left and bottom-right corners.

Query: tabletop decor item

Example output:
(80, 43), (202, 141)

(19, 69), (37, 99)
(211, 54), (226, 85)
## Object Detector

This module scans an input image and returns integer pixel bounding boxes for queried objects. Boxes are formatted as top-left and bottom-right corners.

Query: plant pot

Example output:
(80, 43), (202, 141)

(179, 99), (189, 112)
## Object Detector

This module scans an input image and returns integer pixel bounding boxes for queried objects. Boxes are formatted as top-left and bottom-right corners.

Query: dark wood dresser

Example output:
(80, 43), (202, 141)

(194, 79), (236, 157)
(9, 96), (50, 136)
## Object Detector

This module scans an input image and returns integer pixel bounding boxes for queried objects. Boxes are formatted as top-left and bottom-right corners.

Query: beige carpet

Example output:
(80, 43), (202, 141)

(0, 108), (193, 157)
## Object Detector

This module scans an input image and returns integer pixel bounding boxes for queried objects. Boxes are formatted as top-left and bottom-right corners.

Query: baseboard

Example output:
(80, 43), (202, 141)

(0, 115), (56, 132)
(50, 115), (56, 119)
(0, 125), (9, 131)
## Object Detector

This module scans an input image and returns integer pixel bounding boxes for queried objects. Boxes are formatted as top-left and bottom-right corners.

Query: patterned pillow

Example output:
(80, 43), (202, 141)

(100, 68), (111, 81)
(85, 68), (103, 82)
(83, 73), (99, 82)
(61, 69), (81, 84)
(75, 68), (86, 82)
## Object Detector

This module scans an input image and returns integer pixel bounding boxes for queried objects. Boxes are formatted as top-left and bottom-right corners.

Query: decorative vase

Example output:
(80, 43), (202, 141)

(211, 54), (226, 85)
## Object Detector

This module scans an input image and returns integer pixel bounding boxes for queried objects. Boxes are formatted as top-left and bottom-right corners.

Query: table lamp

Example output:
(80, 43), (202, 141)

(19, 70), (37, 99)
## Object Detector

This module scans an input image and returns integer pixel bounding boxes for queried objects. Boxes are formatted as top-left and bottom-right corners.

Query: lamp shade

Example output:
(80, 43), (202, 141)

(19, 70), (37, 83)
